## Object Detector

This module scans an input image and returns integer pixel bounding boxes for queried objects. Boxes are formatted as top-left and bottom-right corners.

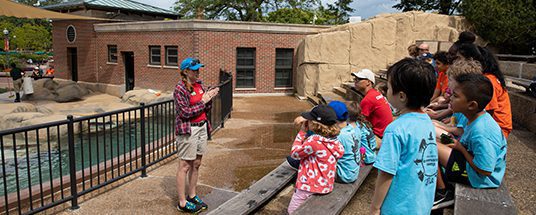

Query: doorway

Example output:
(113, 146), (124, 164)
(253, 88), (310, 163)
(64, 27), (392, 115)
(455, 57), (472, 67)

(67, 47), (78, 82)
(123, 52), (135, 91)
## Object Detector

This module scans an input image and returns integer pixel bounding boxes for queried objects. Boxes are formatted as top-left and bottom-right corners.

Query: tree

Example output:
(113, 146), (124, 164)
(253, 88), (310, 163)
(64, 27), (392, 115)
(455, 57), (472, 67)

(173, 0), (354, 24)
(15, 0), (63, 7)
(393, 0), (461, 15)
(11, 23), (51, 51)
(461, 0), (536, 54)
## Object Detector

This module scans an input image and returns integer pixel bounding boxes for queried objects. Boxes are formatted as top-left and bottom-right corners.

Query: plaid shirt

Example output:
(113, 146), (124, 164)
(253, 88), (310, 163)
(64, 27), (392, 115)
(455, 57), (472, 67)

(174, 80), (212, 136)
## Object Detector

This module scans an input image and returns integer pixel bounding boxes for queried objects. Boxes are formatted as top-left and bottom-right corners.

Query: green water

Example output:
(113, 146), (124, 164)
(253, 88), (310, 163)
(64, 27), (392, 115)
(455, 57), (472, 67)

(0, 115), (173, 196)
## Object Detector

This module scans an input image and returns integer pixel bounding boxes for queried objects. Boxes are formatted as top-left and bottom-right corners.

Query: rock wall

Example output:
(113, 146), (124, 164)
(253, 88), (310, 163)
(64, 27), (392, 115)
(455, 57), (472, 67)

(295, 11), (473, 97)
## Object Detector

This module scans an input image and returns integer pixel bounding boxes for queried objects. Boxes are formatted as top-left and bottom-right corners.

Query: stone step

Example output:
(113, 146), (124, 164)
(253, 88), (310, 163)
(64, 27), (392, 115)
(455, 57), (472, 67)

(332, 86), (347, 99)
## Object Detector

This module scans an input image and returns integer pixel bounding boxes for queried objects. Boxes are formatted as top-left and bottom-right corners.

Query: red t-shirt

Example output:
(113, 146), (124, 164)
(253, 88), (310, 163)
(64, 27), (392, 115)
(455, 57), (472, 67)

(435, 67), (449, 95)
(360, 88), (393, 138)
(189, 83), (207, 123)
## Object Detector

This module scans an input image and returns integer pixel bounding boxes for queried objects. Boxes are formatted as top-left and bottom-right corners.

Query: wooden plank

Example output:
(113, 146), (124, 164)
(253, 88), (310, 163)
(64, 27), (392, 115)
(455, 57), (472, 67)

(293, 165), (374, 215)
(207, 162), (296, 215)
(454, 183), (517, 215)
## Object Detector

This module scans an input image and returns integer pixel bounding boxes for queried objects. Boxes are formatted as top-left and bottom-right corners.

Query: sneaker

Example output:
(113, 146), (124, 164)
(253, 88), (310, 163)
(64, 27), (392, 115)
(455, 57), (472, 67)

(177, 201), (202, 214)
(286, 156), (300, 171)
(432, 189), (454, 210)
(187, 195), (208, 210)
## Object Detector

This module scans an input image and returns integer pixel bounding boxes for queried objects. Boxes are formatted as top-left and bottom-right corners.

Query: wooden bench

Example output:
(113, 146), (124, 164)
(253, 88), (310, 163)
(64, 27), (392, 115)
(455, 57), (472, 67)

(207, 162), (297, 215)
(454, 183), (517, 215)
(293, 165), (374, 215)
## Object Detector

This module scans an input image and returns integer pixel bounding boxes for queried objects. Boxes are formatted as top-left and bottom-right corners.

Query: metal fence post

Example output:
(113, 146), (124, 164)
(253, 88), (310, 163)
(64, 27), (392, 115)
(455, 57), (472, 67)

(140, 103), (147, 178)
(67, 115), (79, 210)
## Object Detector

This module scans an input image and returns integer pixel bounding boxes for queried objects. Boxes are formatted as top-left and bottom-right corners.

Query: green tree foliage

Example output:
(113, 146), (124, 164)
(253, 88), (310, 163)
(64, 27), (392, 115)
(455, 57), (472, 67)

(461, 0), (536, 54)
(0, 16), (52, 51)
(174, 0), (354, 25)
(393, 0), (461, 15)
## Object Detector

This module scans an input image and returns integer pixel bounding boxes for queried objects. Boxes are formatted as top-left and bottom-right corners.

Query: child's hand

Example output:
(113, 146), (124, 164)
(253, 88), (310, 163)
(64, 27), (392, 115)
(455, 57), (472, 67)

(447, 139), (464, 152)
(294, 116), (307, 131)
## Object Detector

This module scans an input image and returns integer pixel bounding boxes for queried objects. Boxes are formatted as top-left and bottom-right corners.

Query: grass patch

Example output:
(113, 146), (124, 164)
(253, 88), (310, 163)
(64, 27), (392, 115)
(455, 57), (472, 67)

(0, 88), (8, 94)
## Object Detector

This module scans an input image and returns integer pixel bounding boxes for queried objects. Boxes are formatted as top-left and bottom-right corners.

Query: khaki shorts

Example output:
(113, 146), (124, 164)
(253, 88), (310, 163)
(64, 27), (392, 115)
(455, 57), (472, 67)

(177, 124), (208, 160)
(13, 79), (22, 92)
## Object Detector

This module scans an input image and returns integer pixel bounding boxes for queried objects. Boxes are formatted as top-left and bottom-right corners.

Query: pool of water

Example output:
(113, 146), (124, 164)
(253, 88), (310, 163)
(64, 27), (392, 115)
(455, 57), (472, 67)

(0, 115), (173, 196)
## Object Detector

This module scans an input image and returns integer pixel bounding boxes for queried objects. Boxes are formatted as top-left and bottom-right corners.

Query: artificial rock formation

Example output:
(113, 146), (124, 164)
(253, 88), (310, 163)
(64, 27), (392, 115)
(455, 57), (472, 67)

(295, 11), (473, 98)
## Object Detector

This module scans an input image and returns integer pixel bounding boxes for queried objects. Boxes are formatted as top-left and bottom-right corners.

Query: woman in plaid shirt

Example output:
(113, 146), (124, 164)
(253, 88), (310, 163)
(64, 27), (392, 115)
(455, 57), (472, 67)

(174, 57), (219, 213)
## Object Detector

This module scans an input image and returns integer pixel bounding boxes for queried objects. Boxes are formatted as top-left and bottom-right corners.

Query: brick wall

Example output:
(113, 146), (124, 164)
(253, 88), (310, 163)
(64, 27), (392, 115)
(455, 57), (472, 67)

(53, 21), (315, 93)
(52, 20), (103, 82)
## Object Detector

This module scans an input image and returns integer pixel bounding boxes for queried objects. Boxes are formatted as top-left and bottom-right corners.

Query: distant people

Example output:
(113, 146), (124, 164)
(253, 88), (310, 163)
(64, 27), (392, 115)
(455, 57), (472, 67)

(352, 69), (393, 139)
(9, 63), (23, 103)
(407, 44), (419, 58)
(287, 105), (344, 214)
(418, 43), (431, 56)
(434, 74), (507, 208)
(174, 57), (219, 213)
(370, 58), (437, 215)
(430, 51), (451, 103)
(32, 67), (41, 78)
(328, 101), (361, 184)
(45, 65), (55, 76)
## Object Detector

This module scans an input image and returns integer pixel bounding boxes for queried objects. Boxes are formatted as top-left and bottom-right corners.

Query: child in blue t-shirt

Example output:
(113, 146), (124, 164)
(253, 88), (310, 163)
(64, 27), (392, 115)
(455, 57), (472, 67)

(348, 101), (377, 165)
(434, 73), (507, 207)
(371, 58), (438, 215)
(329, 101), (362, 184)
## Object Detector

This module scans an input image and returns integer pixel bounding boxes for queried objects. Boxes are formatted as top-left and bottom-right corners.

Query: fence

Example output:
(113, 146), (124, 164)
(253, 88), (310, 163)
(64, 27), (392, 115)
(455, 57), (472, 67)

(0, 72), (233, 214)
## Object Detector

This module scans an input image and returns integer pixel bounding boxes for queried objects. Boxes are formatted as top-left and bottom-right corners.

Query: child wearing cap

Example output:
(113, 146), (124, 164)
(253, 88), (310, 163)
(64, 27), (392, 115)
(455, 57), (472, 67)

(328, 101), (362, 184)
(433, 73), (507, 209)
(287, 104), (345, 214)
(352, 69), (393, 140)
(370, 58), (438, 215)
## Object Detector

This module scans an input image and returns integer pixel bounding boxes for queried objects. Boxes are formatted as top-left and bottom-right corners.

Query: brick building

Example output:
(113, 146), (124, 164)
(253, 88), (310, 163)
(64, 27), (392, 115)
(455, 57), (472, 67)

(52, 19), (328, 94)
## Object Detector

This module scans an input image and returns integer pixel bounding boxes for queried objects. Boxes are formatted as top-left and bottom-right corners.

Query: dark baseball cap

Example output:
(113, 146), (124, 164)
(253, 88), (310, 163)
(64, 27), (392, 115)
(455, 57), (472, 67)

(301, 104), (338, 126)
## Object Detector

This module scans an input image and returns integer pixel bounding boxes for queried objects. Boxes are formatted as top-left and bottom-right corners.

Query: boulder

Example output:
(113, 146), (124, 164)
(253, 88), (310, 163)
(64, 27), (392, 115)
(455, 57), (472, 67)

(0, 112), (45, 130)
(55, 84), (89, 103)
(121, 89), (173, 106)
(0, 103), (38, 116)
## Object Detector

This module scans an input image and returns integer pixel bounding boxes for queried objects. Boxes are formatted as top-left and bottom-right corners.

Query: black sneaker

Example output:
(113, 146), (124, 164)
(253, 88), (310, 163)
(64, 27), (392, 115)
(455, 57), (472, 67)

(187, 195), (208, 210)
(177, 201), (202, 214)
(432, 189), (454, 210)
(286, 156), (300, 171)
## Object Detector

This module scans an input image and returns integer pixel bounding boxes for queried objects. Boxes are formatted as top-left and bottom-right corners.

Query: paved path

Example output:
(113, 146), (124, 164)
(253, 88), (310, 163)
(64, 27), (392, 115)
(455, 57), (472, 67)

(54, 96), (311, 215)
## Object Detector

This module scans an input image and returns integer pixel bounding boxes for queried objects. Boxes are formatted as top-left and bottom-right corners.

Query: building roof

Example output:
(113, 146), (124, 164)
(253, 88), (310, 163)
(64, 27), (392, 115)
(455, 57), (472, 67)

(42, 0), (177, 16)
(0, 0), (106, 20)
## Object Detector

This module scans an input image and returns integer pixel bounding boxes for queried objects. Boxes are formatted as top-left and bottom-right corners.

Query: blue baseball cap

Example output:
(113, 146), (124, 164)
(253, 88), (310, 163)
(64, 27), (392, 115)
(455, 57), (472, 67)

(328, 101), (348, 121)
(180, 57), (204, 71)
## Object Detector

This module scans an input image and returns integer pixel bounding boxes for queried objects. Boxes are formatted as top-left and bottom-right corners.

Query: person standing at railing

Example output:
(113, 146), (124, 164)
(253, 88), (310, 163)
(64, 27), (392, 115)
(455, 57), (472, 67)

(174, 57), (219, 213)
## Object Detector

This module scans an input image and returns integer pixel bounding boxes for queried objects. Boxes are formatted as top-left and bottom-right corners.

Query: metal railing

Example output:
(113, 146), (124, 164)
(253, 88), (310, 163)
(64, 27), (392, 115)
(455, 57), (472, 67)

(0, 73), (233, 214)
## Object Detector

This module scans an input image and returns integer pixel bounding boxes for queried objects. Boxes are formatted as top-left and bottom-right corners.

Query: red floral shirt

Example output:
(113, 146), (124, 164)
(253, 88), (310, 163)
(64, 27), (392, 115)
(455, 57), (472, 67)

(291, 131), (344, 194)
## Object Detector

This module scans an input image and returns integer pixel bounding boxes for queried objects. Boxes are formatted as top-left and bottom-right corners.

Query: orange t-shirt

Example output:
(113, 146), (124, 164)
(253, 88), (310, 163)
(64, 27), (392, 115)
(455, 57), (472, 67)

(484, 73), (512, 138)
(435, 67), (449, 95)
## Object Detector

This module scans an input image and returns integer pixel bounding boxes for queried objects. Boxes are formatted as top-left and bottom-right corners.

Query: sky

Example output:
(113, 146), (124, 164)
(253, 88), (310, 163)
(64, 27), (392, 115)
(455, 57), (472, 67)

(137, 0), (401, 19)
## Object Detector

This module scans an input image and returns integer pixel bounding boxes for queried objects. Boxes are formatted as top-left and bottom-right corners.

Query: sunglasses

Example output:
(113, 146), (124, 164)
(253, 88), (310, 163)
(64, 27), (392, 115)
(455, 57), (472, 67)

(419, 48), (429, 51)
(189, 58), (201, 70)
(354, 77), (367, 82)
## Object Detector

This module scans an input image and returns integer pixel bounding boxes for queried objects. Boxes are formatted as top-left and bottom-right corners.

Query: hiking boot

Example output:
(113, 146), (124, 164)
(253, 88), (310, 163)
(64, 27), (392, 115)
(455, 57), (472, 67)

(286, 156), (300, 171)
(432, 189), (454, 210)
(14, 93), (20, 103)
(187, 195), (208, 210)
(177, 201), (202, 214)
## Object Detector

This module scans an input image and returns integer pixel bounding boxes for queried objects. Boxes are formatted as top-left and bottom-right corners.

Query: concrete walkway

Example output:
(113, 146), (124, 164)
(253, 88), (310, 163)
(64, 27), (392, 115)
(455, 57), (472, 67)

(53, 96), (312, 215)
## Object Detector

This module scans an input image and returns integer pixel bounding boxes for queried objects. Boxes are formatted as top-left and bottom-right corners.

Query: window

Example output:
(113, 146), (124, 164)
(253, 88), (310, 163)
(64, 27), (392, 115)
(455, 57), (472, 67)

(149, 46), (161, 65)
(275, 48), (294, 87)
(108, 45), (117, 63)
(236, 48), (256, 88)
(165, 46), (178, 66)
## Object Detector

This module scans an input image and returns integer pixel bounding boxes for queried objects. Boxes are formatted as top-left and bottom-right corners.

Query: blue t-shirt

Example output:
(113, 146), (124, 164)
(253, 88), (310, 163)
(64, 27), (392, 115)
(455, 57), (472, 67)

(357, 123), (377, 164)
(373, 112), (438, 215)
(336, 124), (361, 183)
(459, 112), (507, 188)
(452, 112), (468, 128)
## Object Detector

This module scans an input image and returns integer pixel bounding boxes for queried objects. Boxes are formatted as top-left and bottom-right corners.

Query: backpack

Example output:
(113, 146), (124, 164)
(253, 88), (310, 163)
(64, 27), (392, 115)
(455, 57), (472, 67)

(357, 124), (377, 165)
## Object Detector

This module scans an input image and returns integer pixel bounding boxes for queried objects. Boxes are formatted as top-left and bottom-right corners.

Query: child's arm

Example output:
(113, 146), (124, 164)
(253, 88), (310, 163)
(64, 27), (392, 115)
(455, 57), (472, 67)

(290, 131), (316, 160)
(449, 140), (492, 176)
(370, 170), (393, 215)
(433, 121), (464, 137)
(430, 89), (441, 103)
